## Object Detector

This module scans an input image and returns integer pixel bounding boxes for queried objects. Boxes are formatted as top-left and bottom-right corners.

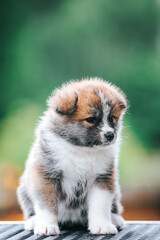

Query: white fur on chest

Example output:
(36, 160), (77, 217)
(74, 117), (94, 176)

(43, 130), (116, 197)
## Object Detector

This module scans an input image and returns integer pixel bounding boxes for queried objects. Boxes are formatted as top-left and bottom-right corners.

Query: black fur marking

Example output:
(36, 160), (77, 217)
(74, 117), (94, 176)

(107, 107), (120, 129)
(74, 181), (87, 198)
(108, 114), (116, 129)
(91, 105), (103, 126)
(56, 179), (67, 201)
(83, 127), (102, 147)
(67, 197), (86, 209)
(96, 165), (113, 183)
(69, 136), (83, 146)
(59, 221), (87, 230)
(81, 209), (87, 218)
(96, 173), (110, 182)
(112, 199), (118, 214)
(53, 120), (103, 147)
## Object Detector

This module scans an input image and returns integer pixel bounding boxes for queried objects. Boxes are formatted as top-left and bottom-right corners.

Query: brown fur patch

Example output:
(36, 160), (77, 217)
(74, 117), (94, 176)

(95, 168), (115, 192)
(56, 94), (78, 115)
(112, 104), (126, 118)
(29, 162), (57, 211)
(73, 88), (101, 121)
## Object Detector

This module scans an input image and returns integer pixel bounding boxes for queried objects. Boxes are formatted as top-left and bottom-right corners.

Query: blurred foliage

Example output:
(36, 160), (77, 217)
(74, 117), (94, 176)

(120, 126), (160, 189)
(0, 102), (43, 167)
(0, 0), (160, 149)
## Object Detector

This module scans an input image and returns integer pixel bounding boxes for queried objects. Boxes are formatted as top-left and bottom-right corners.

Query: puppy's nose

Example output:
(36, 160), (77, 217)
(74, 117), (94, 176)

(104, 132), (114, 142)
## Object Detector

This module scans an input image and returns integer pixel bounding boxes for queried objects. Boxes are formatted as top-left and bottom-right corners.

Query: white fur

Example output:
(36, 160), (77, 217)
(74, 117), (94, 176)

(111, 213), (125, 229)
(25, 216), (36, 231)
(88, 186), (117, 234)
(98, 91), (114, 141)
(34, 205), (60, 235)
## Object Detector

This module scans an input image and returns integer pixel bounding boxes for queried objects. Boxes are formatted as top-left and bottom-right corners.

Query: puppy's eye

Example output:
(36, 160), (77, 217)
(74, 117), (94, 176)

(111, 115), (118, 124)
(85, 117), (97, 124)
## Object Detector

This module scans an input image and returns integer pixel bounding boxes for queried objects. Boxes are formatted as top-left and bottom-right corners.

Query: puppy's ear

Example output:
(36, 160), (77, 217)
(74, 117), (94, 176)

(112, 102), (127, 118)
(48, 89), (78, 115)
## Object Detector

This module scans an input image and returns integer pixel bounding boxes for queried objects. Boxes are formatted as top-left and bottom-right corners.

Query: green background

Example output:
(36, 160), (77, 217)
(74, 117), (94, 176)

(0, 0), (160, 200)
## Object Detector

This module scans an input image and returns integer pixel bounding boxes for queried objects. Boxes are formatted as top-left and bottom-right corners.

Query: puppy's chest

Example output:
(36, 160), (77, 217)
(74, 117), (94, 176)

(57, 149), (114, 199)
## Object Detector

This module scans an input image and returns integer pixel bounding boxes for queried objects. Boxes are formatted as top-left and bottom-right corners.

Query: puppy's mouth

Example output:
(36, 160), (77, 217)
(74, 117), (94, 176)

(101, 136), (116, 147)
(80, 134), (117, 148)
(85, 139), (102, 147)
(88, 137), (116, 148)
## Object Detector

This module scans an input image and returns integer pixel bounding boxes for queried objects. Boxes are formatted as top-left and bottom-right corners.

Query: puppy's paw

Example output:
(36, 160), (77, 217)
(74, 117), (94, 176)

(25, 216), (36, 231)
(34, 224), (60, 236)
(89, 220), (118, 235)
(112, 214), (125, 229)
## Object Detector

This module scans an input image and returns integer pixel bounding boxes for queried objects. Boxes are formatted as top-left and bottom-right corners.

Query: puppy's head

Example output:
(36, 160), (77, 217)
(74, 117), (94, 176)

(48, 78), (127, 147)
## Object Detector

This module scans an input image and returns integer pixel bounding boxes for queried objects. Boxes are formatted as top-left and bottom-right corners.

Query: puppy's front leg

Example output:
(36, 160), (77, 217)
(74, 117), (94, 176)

(27, 162), (60, 236)
(34, 205), (60, 236)
(88, 185), (117, 235)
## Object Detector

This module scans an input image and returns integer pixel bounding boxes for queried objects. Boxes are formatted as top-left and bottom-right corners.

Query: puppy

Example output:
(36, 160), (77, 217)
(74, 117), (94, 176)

(17, 77), (127, 236)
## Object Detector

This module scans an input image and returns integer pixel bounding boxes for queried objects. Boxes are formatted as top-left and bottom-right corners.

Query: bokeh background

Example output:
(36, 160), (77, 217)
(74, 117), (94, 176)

(0, 0), (160, 221)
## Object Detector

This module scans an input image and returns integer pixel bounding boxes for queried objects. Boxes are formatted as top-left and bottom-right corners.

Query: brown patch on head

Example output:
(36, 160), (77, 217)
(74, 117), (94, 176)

(48, 80), (102, 121)
(112, 103), (126, 118)
(110, 103), (126, 126)
(48, 78), (127, 124)
(73, 88), (101, 121)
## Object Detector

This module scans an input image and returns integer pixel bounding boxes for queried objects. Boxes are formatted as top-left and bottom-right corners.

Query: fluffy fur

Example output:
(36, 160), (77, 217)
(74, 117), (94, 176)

(17, 77), (127, 236)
